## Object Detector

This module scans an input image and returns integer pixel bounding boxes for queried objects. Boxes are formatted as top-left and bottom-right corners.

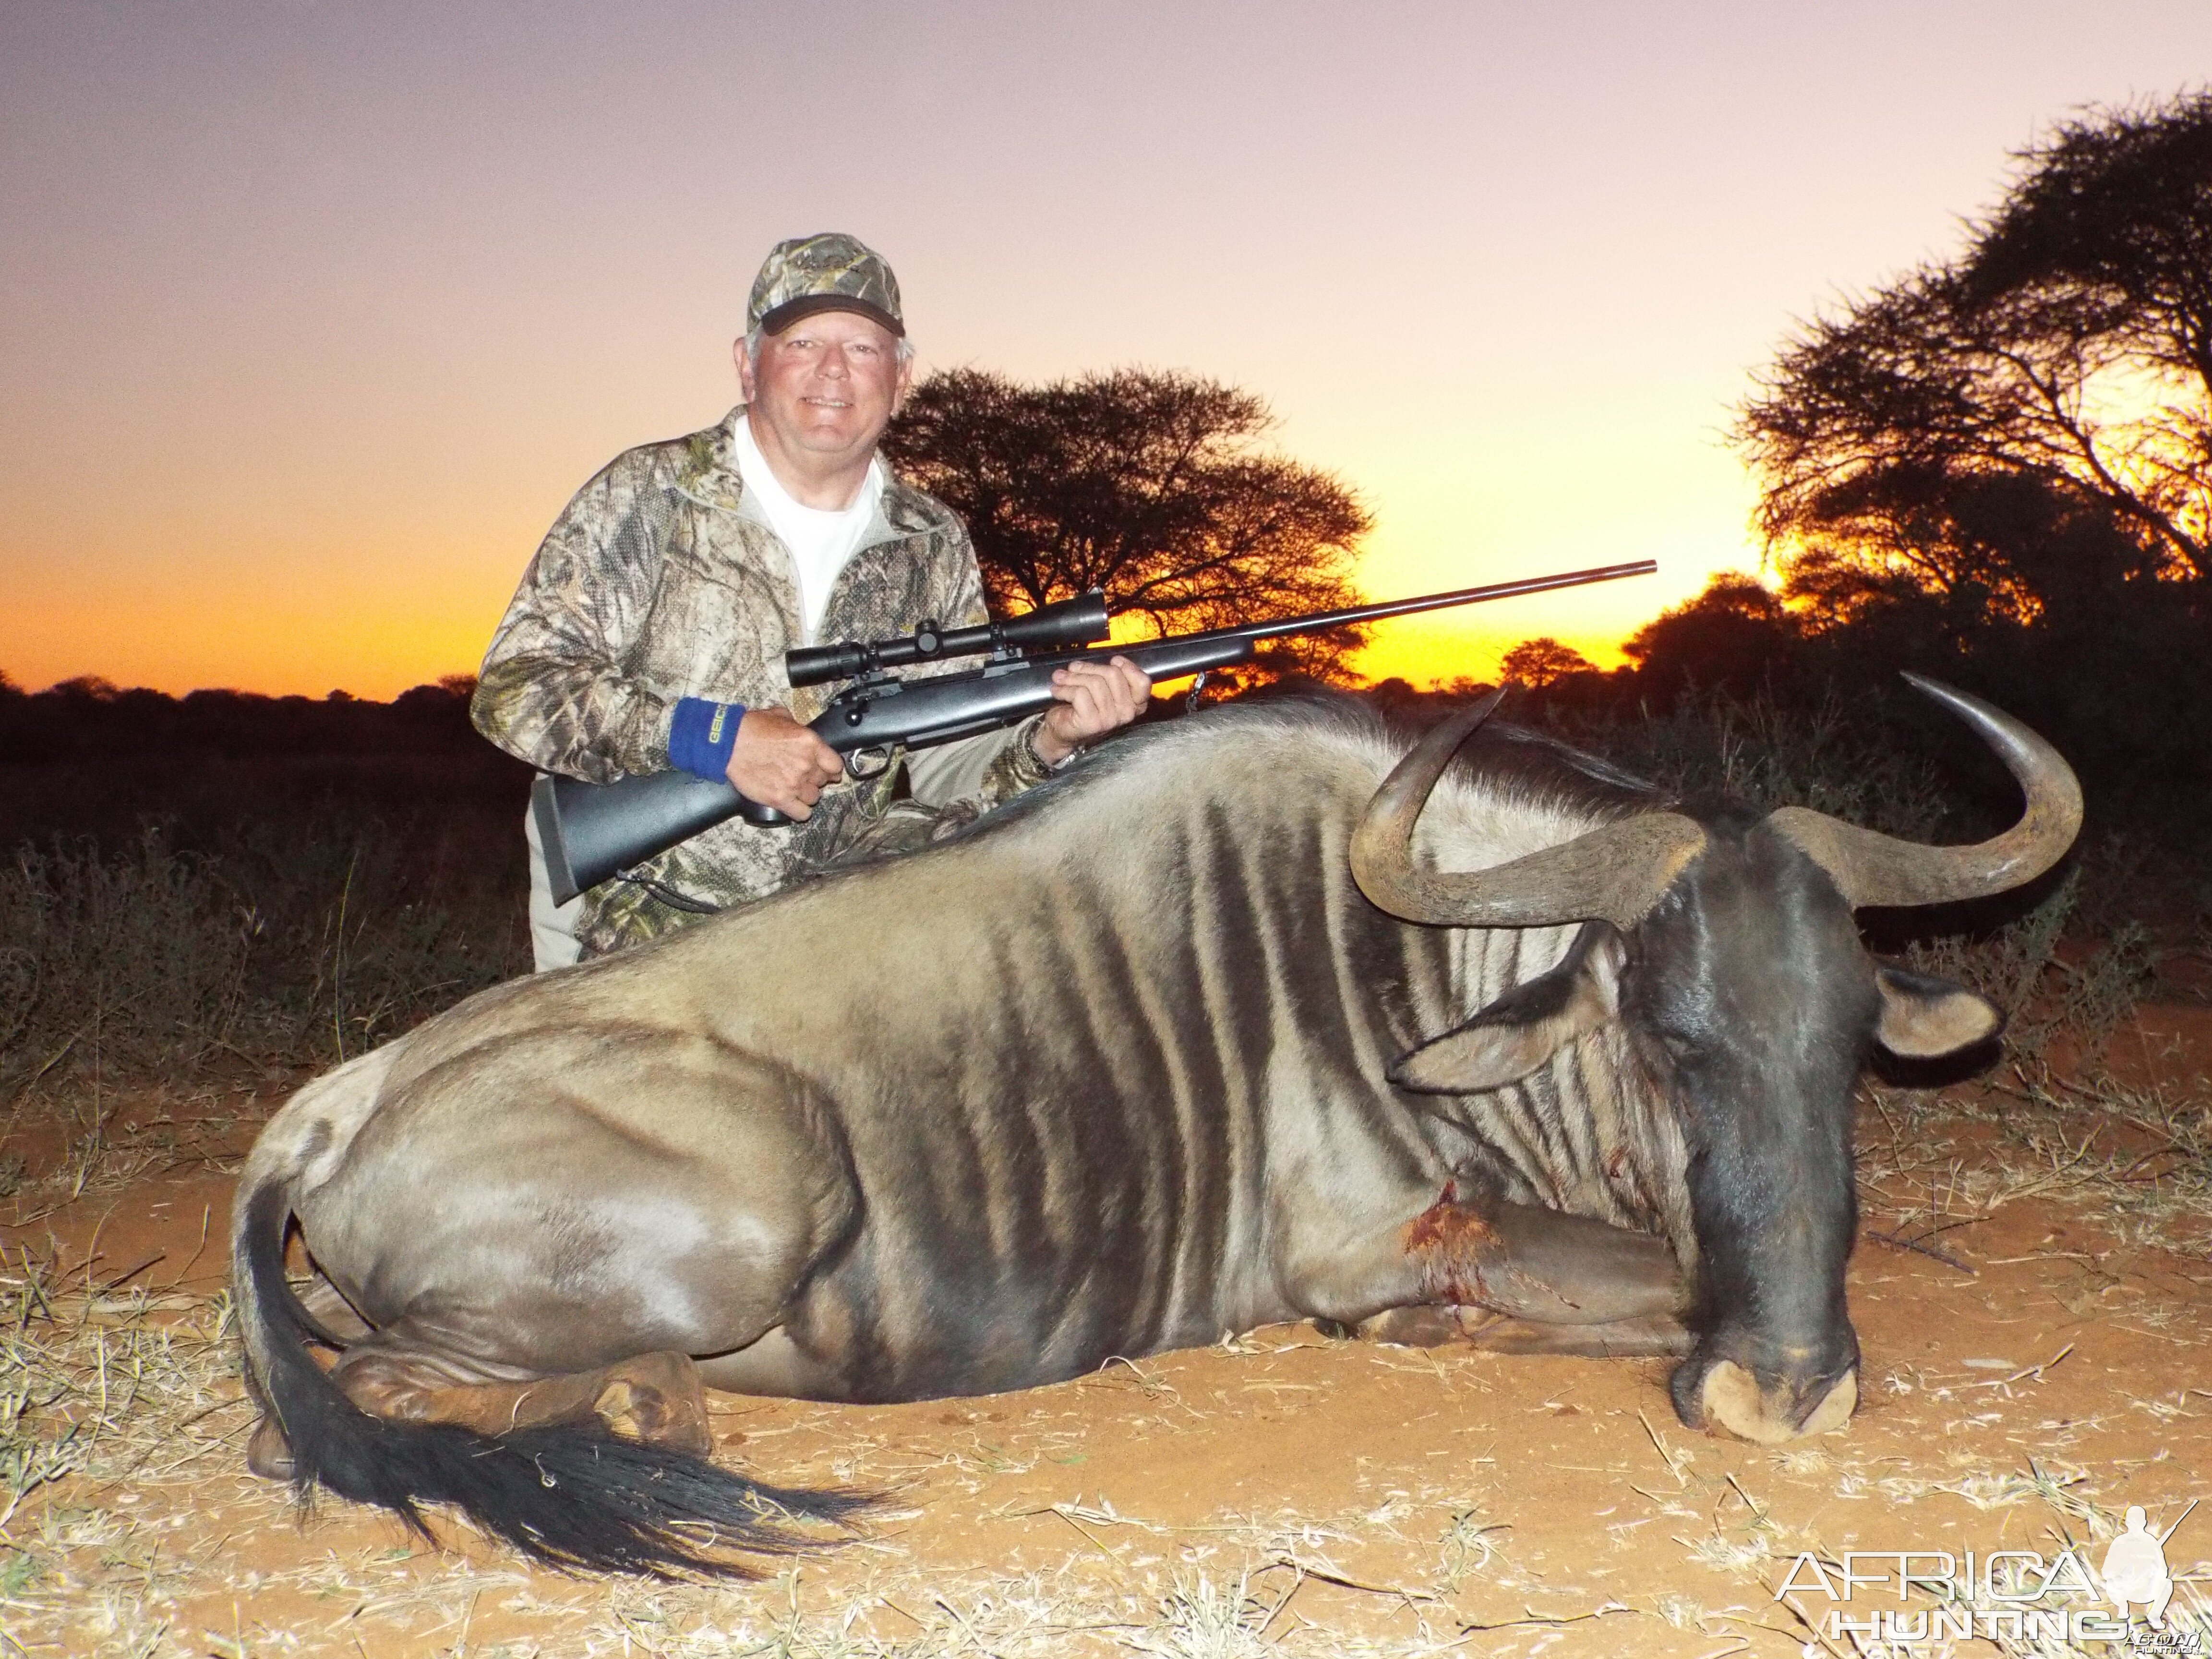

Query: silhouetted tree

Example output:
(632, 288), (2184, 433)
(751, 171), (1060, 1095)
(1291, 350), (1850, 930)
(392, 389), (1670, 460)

(884, 368), (1373, 685)
(49, 675), (120, 702)
(1737, 91), (2212, 601)
(1621, 575), (1803, 698)
(1500, 637), (1595, 688)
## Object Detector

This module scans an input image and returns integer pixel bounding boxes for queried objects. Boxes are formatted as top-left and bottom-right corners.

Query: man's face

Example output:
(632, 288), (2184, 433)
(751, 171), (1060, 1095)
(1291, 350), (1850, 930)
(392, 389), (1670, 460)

(736, 309), (910, 470)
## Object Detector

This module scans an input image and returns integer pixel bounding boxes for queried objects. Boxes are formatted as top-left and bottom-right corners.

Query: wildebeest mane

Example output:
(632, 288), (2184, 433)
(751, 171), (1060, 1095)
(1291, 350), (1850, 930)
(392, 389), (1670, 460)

(964, 692), (1670, 845)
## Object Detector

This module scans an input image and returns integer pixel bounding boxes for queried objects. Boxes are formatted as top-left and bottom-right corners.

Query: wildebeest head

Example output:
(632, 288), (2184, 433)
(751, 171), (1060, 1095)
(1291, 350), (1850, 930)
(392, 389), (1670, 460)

(1349, 676), (2081, 1443)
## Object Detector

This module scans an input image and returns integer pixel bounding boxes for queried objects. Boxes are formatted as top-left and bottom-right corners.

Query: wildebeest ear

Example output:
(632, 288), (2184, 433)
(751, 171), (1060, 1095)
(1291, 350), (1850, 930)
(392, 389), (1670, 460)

(1872, 965), (2002, 1058)
(1391, 922), (1623, 1093)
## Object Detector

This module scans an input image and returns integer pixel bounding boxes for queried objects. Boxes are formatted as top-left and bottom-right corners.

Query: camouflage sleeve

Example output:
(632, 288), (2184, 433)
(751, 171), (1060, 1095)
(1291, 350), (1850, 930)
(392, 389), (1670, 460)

(470, 456), (676, 784)
(899, 523), (1056, 810)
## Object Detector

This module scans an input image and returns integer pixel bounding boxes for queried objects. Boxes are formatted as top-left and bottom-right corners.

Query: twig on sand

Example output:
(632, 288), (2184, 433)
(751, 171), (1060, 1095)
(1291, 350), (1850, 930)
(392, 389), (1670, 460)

(1455, 1600), (1629, 1634)
(1636, 1409), (1692, 1487)
(878, 1597), (928, 1630)
(97, 1252), (164, 1294)
(1250, 1562), (1308, 1639)
(1962, 1342), (2077, 1395)
(1864, 1228), (1977, 1274)
(1046, 1503), (1122, 1564)
(1266, 1556), (1439, 1607)
(1724, 1472), (1768, 1525)
(167, 1203), (213, 1287)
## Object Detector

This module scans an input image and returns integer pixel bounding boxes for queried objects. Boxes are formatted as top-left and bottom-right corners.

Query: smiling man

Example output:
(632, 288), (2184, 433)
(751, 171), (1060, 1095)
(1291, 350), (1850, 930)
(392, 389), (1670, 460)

(473, 234), (1150, 964)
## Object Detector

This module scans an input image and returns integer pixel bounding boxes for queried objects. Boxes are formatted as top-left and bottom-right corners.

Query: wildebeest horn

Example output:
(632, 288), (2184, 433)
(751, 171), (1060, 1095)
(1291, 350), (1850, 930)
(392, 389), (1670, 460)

(1351, 690), (1708, 929)
(1761, 673), (2082, 910)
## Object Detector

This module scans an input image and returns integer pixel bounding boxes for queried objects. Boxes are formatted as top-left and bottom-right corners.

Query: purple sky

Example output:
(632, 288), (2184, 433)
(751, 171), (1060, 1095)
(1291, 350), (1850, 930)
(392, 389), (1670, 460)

(5, 1), (2208, 695)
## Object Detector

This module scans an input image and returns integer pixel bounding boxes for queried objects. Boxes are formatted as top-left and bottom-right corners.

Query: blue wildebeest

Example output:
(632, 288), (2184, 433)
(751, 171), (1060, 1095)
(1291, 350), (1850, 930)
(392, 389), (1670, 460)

(232, 677), (2079, 1574)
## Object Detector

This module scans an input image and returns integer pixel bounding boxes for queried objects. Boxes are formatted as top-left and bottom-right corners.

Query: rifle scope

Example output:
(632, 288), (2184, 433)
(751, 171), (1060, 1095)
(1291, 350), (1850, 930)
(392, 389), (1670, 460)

(785, 589), (1111, 688)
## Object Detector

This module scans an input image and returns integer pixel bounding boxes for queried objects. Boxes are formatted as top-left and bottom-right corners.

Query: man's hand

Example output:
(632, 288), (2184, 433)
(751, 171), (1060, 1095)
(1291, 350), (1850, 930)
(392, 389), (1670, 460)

(726, 708), (844, 819)
(1034, 655), (1152, 766)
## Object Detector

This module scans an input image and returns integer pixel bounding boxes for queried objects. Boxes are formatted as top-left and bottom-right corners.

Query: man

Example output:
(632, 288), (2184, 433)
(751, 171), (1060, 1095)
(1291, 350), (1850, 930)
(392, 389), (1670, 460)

(474, 234), (1150, 964)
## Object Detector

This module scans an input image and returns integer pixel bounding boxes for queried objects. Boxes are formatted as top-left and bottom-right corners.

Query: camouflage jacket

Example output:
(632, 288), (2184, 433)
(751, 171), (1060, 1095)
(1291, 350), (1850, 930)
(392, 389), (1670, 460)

(474, 406), (1051, 954)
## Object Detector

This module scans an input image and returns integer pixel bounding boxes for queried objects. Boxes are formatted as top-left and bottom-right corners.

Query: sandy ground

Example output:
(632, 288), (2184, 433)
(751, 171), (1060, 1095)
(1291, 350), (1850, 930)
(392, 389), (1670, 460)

(1, 1007), (2207, 1657)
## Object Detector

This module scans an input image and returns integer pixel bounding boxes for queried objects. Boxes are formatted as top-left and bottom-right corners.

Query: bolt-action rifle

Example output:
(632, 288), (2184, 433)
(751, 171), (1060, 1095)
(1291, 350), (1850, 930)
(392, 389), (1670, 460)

(531, 559), (1658, 905)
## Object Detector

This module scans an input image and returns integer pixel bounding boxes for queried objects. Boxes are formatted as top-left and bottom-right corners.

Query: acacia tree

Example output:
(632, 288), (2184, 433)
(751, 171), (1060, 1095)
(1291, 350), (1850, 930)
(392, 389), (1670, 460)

(883, 368), (1373, 685)
(1619, 576), (1804, 698)
(1737, 91), (2212, 612)
(1499, 637), (1595, 688)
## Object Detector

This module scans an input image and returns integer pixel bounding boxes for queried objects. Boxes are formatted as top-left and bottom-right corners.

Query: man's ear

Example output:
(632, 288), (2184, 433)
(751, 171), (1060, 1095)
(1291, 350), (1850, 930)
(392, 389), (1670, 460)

(1873, 965), (2003, 1058)
(1391, 922), (1623, 1093)
(734, 337), (756, 400)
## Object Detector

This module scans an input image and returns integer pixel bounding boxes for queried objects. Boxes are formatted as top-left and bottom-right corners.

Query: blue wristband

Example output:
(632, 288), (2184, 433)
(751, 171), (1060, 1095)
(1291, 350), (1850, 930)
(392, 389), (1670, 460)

(669, 697), (745, 784)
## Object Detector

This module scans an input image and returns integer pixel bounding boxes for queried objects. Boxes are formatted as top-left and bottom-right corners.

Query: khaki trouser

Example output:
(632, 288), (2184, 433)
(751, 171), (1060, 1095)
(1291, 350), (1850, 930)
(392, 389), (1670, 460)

(523, 802), (583, 972)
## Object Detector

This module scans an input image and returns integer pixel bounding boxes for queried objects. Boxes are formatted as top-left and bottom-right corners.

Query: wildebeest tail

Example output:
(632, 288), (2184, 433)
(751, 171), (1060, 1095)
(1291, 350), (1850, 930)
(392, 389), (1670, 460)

(233, 1178), (872, 1576)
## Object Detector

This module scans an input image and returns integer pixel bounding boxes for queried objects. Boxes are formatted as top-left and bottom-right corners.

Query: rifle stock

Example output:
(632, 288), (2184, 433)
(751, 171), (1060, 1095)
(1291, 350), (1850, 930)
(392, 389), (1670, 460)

(534, 559), (1656, 906)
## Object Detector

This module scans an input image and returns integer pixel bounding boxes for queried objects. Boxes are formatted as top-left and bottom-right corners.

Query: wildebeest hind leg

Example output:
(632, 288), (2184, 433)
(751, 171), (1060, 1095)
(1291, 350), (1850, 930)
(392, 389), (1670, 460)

(247, 1327), (713, 1481)
(295, 1273), (372, 1339)
(334, 1327), (712, 1449)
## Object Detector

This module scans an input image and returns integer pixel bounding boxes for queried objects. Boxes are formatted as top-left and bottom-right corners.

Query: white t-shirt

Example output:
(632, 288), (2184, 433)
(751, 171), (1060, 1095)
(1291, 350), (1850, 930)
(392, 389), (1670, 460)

(732, 417), (886, 641)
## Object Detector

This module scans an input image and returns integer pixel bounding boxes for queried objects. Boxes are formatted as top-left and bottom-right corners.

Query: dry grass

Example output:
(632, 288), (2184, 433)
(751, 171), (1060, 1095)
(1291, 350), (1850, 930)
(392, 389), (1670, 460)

(0, 817), (527, 1104)
(0, 1251), (252, 1651)
(1856, 1061), (2212, 1262)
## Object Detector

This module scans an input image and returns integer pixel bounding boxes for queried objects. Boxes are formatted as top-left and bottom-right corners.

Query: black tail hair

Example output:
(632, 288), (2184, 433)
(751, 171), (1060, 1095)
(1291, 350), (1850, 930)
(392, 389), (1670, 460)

(236, 1181), (871, 1577)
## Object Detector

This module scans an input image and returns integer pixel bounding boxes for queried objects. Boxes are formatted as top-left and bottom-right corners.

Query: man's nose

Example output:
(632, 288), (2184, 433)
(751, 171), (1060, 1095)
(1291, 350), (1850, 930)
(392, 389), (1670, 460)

(815, 346), (851, 378)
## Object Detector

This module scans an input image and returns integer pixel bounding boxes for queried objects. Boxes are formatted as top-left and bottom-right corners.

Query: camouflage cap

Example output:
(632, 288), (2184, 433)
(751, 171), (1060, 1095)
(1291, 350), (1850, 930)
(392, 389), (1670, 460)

(747, 232), (905, 338)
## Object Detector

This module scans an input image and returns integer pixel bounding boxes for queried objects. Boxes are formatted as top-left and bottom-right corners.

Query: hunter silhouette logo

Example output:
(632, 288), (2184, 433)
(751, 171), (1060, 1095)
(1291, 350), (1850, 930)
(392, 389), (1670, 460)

(2104, 1500), (2196, 1632)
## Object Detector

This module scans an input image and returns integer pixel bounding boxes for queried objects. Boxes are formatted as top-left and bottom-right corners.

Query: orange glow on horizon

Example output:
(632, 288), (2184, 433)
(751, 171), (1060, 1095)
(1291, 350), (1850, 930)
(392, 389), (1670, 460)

(3, 529), (1724, 702)
(2, 568), (1698, 703)
(7, 5), (2205, 715)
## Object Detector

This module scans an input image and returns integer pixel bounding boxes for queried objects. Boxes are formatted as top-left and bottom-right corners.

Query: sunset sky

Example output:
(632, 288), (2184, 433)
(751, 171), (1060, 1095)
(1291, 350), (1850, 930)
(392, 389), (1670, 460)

(5, 3), (2209, 699)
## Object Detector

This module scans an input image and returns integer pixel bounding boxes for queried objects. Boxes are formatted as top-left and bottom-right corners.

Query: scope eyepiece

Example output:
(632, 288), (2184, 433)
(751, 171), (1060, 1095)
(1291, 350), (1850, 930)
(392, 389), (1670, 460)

(784, 639), (875, 686)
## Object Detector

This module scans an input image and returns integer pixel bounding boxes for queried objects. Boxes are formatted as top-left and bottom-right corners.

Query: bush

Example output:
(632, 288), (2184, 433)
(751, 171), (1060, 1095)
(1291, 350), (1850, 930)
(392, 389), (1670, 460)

(0, 830), (252, 1087)
(0, 807), (529, 1097)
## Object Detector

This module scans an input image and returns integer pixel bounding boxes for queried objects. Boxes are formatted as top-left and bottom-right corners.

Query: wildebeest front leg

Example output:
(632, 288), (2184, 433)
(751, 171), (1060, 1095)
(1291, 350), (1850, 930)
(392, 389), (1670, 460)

(1355, 1308), (1693, 1356)
(1294, 1182), (1686, 1348)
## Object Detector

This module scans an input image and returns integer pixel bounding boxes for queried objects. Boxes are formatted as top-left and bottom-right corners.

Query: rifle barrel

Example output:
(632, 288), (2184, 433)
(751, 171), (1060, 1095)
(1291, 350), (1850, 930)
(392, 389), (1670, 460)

(2161, 1498), (2199, 1543)
(1195, 560), (1657, 649)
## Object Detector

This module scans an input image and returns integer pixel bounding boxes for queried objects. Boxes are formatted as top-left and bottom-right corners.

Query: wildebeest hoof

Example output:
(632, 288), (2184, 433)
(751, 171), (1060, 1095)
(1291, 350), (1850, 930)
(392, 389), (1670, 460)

(1682, 1358), (1858, 1443)
(246, 1414), (295, 1481)
(592, 1352), (713, 1456)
